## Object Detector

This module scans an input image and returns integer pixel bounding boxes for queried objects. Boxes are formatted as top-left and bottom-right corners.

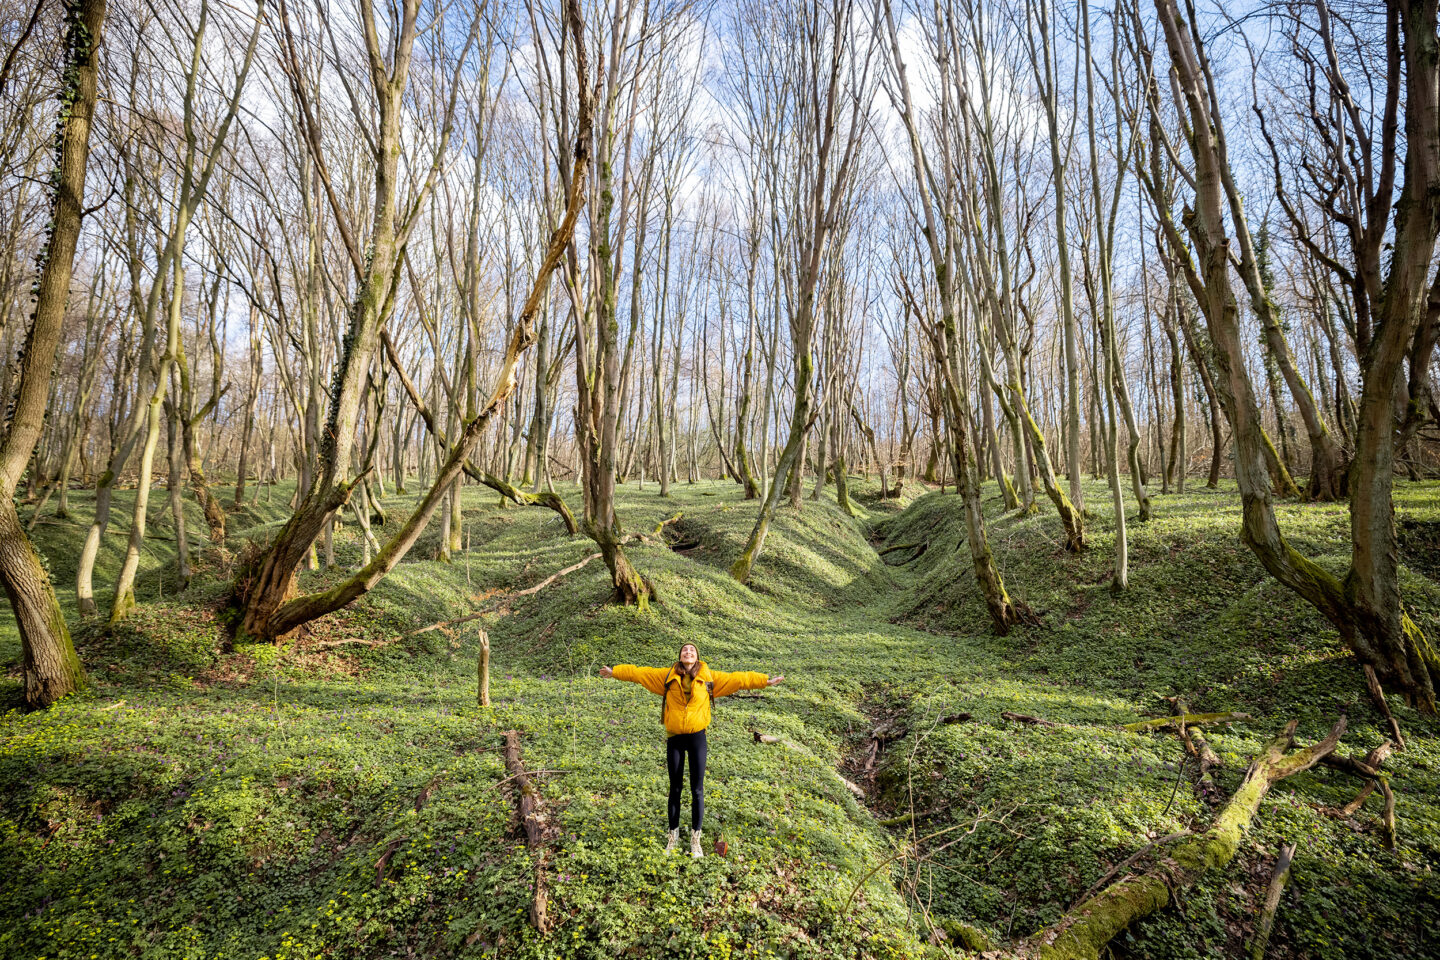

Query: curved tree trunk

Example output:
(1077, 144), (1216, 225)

(256, 48), (593, 638)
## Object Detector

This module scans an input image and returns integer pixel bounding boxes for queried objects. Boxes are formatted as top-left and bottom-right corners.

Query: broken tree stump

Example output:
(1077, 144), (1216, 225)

(1248, 842), (1297, 960)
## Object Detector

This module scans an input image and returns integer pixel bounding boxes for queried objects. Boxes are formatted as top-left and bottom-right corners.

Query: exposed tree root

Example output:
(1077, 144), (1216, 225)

(1364, 664), (1405, 750)
(1024, 716), (1346, 960)
(373, 836), (406, 886)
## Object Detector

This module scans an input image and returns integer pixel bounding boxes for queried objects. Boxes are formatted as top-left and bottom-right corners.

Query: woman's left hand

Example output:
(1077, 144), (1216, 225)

(766, 675), (785, 686)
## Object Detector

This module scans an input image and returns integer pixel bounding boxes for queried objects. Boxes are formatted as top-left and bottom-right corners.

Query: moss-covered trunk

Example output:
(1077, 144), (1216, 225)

(1029, 718), (1346, 960)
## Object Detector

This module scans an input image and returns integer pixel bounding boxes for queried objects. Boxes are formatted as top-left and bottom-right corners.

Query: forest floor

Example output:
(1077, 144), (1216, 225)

(1, 475), (1437, 960)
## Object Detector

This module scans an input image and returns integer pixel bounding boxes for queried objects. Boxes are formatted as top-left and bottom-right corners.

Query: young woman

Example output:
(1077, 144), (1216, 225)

(601, 643), (784, 857)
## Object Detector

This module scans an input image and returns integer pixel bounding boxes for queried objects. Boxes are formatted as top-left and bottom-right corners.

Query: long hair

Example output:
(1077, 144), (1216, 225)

(672, 645), (701, 681)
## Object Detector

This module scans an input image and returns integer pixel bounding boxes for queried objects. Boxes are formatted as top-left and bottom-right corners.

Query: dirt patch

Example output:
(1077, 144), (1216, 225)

(839, 684), (915, 803)
(661, 517), (708, 556)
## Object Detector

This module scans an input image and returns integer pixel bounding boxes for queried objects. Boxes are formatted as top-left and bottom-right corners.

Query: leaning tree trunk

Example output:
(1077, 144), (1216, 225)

(181, 412), (225, 543)
(237, 6), (419, 638)
(255, 35), (594, 638)
(0, 0), (107, 707)
(111, 250), (185, 624)
(234, 304), (262, 507)
(731, 343), (813, 585)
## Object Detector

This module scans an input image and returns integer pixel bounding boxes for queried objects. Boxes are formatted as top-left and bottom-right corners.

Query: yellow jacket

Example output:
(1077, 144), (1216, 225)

(612, 660), (769, 735)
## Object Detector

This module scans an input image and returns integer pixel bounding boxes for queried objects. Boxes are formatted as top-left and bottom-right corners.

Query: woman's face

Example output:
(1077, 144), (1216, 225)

(679, 644), (698, 666)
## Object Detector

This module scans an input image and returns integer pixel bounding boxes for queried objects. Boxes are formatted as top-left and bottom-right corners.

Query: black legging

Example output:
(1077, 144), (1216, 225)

(666, 730), (707, 831)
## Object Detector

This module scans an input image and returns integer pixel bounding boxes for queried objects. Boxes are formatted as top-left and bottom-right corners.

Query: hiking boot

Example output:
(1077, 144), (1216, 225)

(690, 830), (704, 859)
(665, 829), (680, 855)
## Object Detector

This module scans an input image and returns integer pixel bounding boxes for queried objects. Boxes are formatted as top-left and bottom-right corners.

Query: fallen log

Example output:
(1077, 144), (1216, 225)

(1065, 831), (1192, 913)
(502, 730), (551, 934)
(1002, 711), (1058, 727)
(312, 636), (396, 650)
(878, 805), (952, 828)
(511, 553), (602, 598)
(380, 327), (577, 537)
(1337, 779), (1376, 817)
(477, 628), (490, 707)
(1319, 741), (1398, 849)
(1121, 711), (1251, 732)
(1248, 842), (1296, 960)
(1173, 698), (1220, 798)
(1027, 715), (1346, 960)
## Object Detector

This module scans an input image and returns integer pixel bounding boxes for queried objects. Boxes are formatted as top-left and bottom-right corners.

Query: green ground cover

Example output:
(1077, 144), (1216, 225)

(1, 476), (1436, 959)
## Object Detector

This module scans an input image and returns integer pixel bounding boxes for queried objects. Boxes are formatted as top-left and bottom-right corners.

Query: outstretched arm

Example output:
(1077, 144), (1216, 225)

(604, 664), (669, 695)
(712, 669), (784, 697)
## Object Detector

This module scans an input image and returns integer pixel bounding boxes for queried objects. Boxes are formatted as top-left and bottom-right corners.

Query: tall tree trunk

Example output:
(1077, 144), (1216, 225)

(0, 0), (107, 707)
(258, 8), (593, 636)
(111, 255), (185, 622)
(234, 303), (262, 508)
(166, 393), (191, 588)
(1165, 311), (1186, 494)
(1149, 0), (1440, 710)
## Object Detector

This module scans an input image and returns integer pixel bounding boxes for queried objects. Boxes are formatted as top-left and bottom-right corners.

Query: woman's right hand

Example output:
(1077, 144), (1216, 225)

(599, 666), (614, 679)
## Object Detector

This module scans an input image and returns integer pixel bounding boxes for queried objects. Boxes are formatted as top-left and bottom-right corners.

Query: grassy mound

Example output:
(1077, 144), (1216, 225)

(1, 476), (1437, 959)
(867, 483), (1440, 959)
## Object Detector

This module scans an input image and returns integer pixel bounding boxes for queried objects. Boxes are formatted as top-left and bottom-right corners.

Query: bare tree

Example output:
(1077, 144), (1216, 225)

(731, 0), (874, 585)
(1143, 0), (1440, 709)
